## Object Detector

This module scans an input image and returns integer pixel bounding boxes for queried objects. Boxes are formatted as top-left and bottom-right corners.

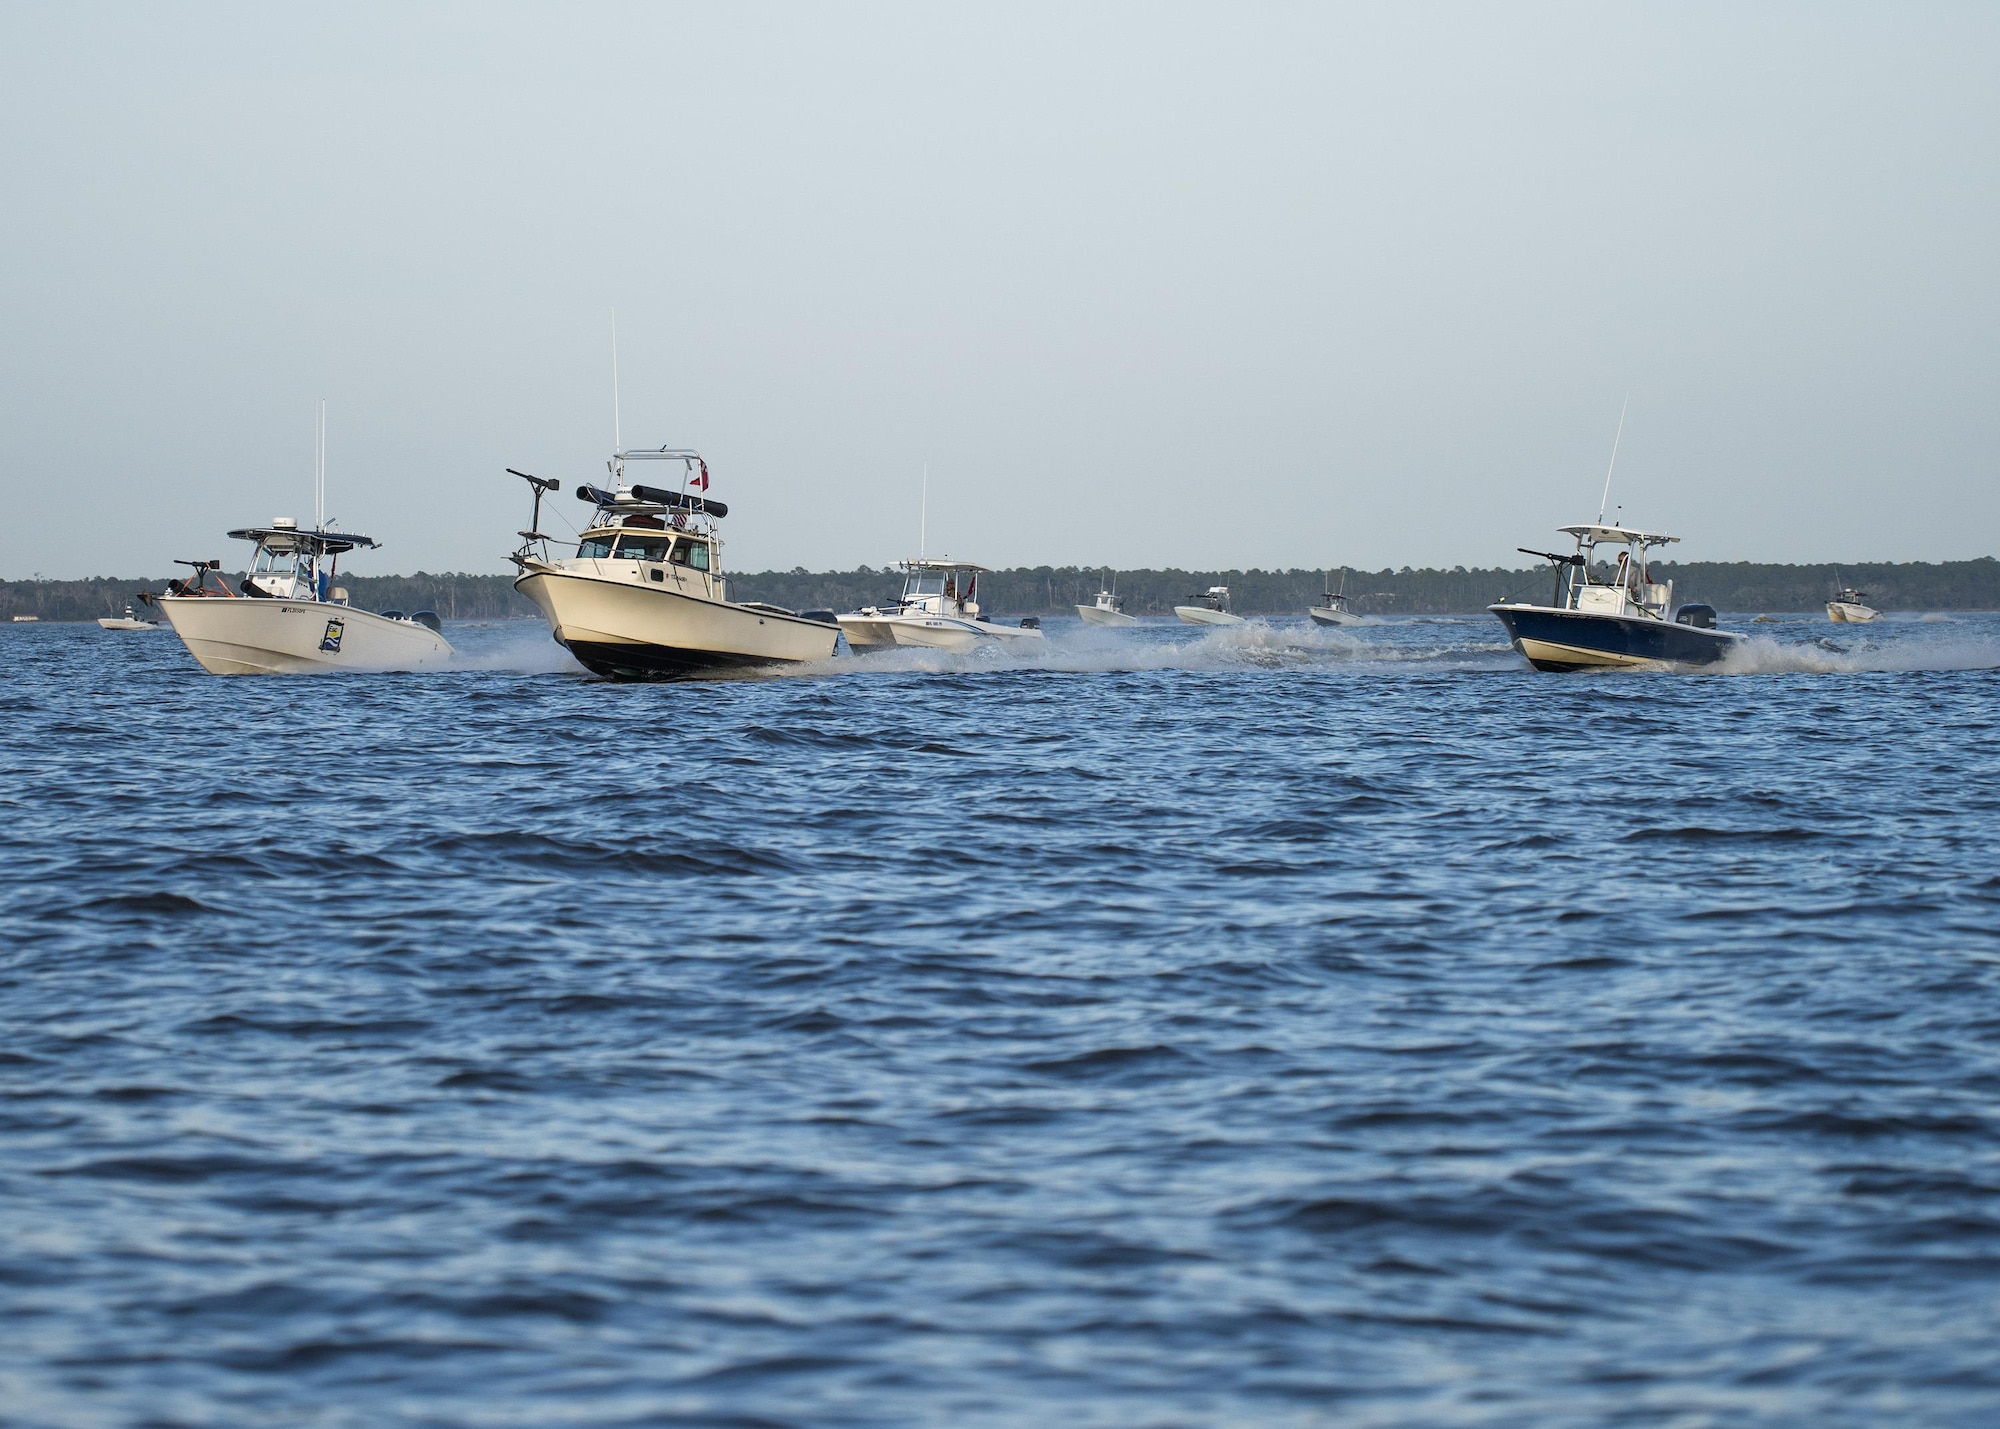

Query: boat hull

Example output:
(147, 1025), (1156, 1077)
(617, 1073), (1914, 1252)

(1488, 604), (1741, 672)
(1076, 604), (1138, 627)
(1175, 606), (1245, 626)
(158, 597), (452, 674)
(516, 564), (837, 680)
(97, 618), (160, 631)
(837, 612), (1046, 653)
(1827, 602), (1880, 623)
(1305, 606), (1361, 627)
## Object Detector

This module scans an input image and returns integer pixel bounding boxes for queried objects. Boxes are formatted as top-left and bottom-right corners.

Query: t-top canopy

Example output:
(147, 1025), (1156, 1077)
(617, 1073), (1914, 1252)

(901, 558), (991, 573)
(1559, 524), (1679, 547)
(227, 527), (377, 554)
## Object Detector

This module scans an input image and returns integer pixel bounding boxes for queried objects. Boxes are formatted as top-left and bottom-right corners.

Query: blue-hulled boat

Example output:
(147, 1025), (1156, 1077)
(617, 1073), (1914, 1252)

(1489, 524), (1741, 672)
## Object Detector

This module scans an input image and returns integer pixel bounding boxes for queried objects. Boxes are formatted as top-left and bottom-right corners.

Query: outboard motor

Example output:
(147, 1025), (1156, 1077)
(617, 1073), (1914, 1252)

(1674, 603), (1717, 629)
(411, 611), (443, 633)
(379, 609), (406, 621)
(799, 610), (838, 625)
(1019, 616), (1041, 630)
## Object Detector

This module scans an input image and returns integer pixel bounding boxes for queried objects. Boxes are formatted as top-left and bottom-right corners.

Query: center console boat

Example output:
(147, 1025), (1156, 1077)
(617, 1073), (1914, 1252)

(837, 560), (1046, 653)
(1489, 523), (1740, 671)
(1174, 586), (1245, 626)
(148, 520), (451, 674)
(1076, 571), (1137, 627)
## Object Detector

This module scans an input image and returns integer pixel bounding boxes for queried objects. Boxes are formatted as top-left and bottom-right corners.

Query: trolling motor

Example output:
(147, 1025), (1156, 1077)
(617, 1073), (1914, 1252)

(161, 558), (230, 597)
(1518, 547), (1586, 610)
(507, 469), (561, 563)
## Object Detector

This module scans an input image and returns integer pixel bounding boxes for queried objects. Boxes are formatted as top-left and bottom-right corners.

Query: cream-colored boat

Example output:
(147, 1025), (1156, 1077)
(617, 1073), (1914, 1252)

(837, 560), (1046, 653)
(1826, 585), (1880, 623)
(1174, 586), (1245, 626)
(1076, 571), (1138, 627)
(97, 603), (160, 631)
(508, 450), (838, 680)
(1306, 569), (1361, 627)
(152, 522), (452, 674)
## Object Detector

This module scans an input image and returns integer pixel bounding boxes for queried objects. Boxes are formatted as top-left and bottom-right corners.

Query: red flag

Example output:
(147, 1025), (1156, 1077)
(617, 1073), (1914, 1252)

(693, 460), (710, 491)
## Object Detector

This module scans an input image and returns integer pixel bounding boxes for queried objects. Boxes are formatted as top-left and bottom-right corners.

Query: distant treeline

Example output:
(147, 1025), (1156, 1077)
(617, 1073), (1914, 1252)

(0, 573), (536, 624)
(6, 558), (1997, 622)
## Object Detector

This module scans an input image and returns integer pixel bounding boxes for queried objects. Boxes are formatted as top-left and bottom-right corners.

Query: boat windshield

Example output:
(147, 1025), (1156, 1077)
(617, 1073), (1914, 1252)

(905, 574), (946, 597)
(612, 534), (672, 562)
(579, 536), (615, 559)
(671, 539), (711, 571)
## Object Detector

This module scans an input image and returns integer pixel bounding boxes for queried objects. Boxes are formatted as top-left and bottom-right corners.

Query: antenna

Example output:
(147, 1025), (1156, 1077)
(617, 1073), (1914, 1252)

(314, 398), (326, 531)
(610, 309), (622, 456)
(1597, 391), (1629, 525)
(920, 462), (928, 561)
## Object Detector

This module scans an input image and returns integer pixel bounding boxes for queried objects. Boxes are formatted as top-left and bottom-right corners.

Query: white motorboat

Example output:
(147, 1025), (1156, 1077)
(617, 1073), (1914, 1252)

(97, 603), (160, 631)
(1827, 585), (1880, 623)
(151, 521), (452, 674)
(1489, 524), (1741, 671)
(509, 450), (839, 679)
(1174, 586), (1245, 626)
(1076, 571), (1138, 627)
(838, 560), (1046, 653)
(1306, 569), (1361, 627)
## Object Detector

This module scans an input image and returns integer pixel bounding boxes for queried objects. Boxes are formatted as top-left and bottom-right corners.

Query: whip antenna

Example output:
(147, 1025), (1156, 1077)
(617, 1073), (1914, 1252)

(1598, 391), (1629, 525)
(610, 309), (622, 456)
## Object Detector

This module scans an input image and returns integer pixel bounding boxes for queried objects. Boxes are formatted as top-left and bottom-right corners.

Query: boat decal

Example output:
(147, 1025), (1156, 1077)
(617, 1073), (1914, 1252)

(320, 619), (344, 653)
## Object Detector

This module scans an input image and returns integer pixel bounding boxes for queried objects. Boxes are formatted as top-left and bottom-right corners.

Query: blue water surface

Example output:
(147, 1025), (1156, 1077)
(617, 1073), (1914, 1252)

(3, 613), (1999, 1426)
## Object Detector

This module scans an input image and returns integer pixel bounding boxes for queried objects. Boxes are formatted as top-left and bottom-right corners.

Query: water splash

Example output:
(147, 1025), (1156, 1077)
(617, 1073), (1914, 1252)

(1718, 631), (2000, 675)
(444, 621), (588, 674)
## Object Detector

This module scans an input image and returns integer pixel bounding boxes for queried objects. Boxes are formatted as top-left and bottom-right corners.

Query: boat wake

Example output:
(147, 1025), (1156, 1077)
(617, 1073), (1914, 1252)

(1717, 632), (2000, 675)
(802, 621), (1516, 678)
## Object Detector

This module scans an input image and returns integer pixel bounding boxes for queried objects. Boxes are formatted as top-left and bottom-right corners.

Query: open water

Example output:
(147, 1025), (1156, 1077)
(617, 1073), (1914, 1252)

(3, 613), (1999, 1426)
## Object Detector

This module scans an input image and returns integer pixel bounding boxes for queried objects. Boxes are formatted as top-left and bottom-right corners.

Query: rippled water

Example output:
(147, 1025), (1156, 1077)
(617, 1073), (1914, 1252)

(5, 614), (2000, 1426)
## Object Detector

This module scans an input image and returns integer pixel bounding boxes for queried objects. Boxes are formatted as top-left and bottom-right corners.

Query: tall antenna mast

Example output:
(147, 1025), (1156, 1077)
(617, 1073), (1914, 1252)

(315, 399), (326, 531)
(610, 309), (623, 457)
(1597, 391), (1629, 525)
(919, 462), (928, 561)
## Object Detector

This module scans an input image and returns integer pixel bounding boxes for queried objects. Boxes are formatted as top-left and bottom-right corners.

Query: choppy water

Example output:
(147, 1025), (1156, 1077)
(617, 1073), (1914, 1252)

(4, 613), (2000, 1426)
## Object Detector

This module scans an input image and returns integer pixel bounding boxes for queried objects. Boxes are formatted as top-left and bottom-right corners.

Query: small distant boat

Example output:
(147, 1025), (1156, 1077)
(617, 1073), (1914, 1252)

(1175, 586), (1244, 626)
(1076, 570), (1137, 627)
(1306, 568), (1361, 627)
(838, 560), (1046, 652)
(10, 614), (38, 623)
(1826, 585), (1880, 623)
(1489, 522), (1742, 671)
(97, 603), (160, 631)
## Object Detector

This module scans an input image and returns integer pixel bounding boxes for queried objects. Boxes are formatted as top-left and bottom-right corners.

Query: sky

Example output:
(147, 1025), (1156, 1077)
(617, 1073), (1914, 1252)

(3, 2), (1996, 579)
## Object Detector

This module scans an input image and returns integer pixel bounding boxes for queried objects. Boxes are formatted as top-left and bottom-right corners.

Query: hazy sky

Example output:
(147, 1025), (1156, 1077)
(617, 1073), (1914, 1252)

(3, 3), (1996, 579)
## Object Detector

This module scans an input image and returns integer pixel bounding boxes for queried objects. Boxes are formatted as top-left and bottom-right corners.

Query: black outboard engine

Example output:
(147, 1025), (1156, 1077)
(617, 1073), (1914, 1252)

(799, 610), (838, 625)
(1674, 603), (1717, 629)
(1019, 616), (1041, 630)
(411, 611), (443, 632)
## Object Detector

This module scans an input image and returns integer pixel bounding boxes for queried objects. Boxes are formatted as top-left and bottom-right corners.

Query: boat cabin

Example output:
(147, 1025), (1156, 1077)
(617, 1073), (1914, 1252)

(513, 447), (735, 601)
(1189, 586), (1232, 614)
